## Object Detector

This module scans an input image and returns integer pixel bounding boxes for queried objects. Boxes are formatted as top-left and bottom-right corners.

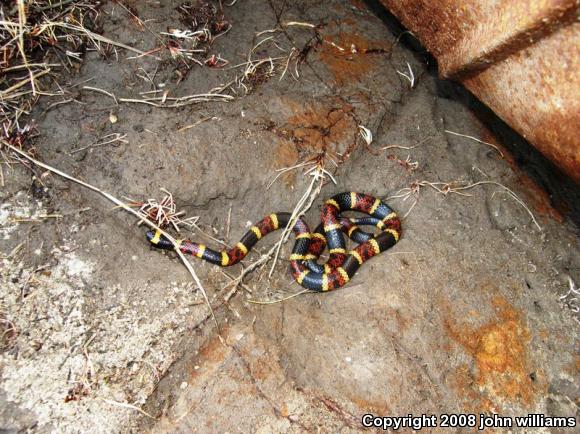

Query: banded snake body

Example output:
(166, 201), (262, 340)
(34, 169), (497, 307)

(147, 192), (401, 292)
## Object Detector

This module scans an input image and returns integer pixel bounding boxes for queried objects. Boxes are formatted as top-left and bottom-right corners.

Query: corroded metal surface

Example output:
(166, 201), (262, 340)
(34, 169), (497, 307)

(439, 0), (577, 77)
(378, 0), (578, 77)
(463, 23), (580, 183)
(379, 0), (580, 182)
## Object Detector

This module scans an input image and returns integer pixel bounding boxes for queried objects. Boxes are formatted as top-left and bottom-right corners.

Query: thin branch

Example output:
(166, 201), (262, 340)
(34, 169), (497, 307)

(1, 141), (219, 329)
(48, 22), (151, 57)
(396, 62), (415, 88)
(100, 398), (157, 420)
(83, 86), (118, 104)
(444, 130), (504, 157)
(248, 288), (311, 304)
(388, 179), (541, 230)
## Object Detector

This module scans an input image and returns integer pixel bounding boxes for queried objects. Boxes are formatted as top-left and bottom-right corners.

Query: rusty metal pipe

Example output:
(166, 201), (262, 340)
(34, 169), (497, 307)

(378, 0), (580, 182)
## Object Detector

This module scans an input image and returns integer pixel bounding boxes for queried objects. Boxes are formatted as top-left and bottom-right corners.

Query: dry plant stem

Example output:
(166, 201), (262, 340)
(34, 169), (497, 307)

(447, 180), (541, 230)
(266, 160), (315, 190)
(268, 166), (326, 278)
(228, 55), (287, 69)
(381, 136), (431, 151)
(0, 69), (50, 97)
(1, 19), (151, 58)
(177, 116), (215, 132)
(444, 129), (504, 157)
(282, 21), (317, 28)
(218, 269), (253, 294)
(100, 398), (157, 420)
(69, 133), (128, 154)
(191, 223), (230, 248)
(118, 94), (233, 107)
(90, 35), (296, 107)
(114, 1), (165, 47)
(10, 213), (62, 223)
(391, 179), (541, 230)
(248, 288), (311, 304)
(236, 245), (278, 281)
(83, 86), (118, 104)
(401, 196), (419, 219)
(279, 47), (297, 81)
(226, 206), (232, 240)
(50, 23), (151, 57)
(16, 0), (35, 96)
(3, 63), (59, 72)
(35, 0), (77, 11)
(1, 141), (219, 330)
(396, 62), (415, 88)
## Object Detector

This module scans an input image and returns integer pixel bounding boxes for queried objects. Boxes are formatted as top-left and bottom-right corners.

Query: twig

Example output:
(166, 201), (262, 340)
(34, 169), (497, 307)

(358, 125), (372, 145)
(83, 86), (118, 104)
(177, 116), (217, 133)
(217, 269), (251, 293)
(267, 159), (316, 190)
(221, 162), (334, 288)
(396, 62), (415, 88)
(226, 205), (232, 240)
(118, 94), (233, 108)
(34, 0), (77, 11)
(9, 213), (62, 223)
(267, 163), (331, 278)
(381, 136), (431, 151)
(69, 133), (128, 154)
(49, 23), (151, 57)
(444, 130), (504, 157)
(100, 398), (157, 420)
(0, 69), (50, 97)
(115, 0), (165, 47)
(388, 179), (541, 230)
(41, 98), (74, 114)
(248, 288), (311, 304)
(1, 140), (219, 330)
(282, 21), (317, 29)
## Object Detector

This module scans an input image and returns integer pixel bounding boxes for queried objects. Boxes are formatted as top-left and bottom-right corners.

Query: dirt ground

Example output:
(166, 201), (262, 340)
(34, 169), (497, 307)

(1, 0), (578, 433)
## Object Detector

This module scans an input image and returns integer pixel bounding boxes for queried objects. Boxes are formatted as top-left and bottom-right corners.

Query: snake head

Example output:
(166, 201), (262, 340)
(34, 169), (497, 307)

(146, 230), (175, 250)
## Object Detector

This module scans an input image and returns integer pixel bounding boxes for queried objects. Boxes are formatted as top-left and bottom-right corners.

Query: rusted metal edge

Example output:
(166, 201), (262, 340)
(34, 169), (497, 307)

(377, 0), (580, 183)
(439, 2), (579, 78)
(462, 22), (580, 184)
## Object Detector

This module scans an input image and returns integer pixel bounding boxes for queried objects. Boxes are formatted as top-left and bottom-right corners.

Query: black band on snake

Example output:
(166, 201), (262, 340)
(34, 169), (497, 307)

(146, 192), (401, 292)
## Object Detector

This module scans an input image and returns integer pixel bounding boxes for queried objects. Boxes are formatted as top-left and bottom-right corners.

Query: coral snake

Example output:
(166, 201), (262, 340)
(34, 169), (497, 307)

(147, 192), (401, 292)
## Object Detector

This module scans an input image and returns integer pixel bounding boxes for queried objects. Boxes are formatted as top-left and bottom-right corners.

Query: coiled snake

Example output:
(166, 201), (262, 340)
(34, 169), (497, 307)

(147, 192), (401, 292)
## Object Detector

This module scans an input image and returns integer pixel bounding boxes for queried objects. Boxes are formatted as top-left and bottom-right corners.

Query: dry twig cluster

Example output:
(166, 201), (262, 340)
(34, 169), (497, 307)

(0, 1), (108, 145)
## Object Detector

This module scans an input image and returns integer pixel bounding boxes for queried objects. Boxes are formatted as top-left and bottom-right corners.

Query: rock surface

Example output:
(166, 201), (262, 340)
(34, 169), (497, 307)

(1, 1), (578, 433)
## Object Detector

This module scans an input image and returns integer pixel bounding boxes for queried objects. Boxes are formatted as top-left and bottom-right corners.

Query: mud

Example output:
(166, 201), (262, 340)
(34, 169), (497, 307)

(1, 0), (578, 433)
